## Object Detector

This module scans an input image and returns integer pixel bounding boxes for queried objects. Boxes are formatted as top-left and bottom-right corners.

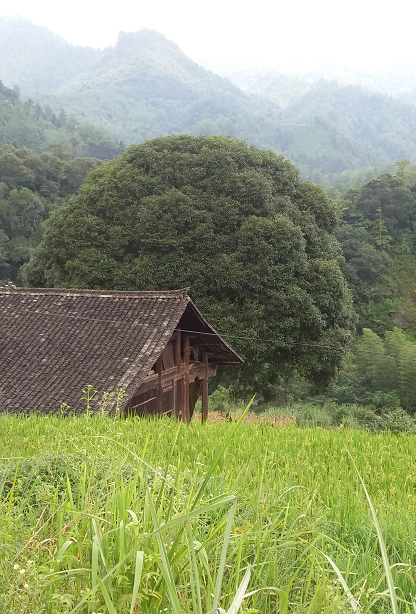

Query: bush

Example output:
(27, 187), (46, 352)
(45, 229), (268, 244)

(207, 385), (236, 412)
(333, 404), (416, 433)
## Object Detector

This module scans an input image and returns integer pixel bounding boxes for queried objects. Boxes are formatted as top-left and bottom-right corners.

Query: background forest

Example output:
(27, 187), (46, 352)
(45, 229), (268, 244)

(3, 17), (416, 417)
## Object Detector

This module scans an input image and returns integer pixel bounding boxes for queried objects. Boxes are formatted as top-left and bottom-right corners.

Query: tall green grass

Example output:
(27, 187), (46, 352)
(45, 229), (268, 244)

(1, 410), (415, 612)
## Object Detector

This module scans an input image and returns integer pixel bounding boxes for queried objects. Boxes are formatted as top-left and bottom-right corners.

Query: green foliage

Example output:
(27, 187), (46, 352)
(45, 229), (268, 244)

(278, 401), (416, 433)
(0, 78), (125, 160)
(334, 169), (416, 333)
(372, 207), (392, 247)
(24, 135), (355, 394)
(331, 327), (416, 413)
(0, 142), (102, 280)
(206, 385), (234, 412)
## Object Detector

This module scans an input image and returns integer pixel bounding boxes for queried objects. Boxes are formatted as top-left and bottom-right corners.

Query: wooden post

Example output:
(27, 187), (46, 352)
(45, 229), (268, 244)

(173, 377), (178, 420)
(174, 330), (181, 420)
(156, 357), (162, 415)
(201, 353), (209, 424)
(176, 330), (181, 373)
(184, 336), (190, 424)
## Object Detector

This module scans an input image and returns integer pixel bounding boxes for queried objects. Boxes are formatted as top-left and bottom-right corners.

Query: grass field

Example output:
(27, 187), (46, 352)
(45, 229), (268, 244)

(1, 409), (415, 613)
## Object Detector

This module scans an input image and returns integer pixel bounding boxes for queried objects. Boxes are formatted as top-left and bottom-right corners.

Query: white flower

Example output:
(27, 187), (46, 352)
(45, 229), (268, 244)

(20, 568), (25, 574)
(28, 560), (33, 565)
(24, 583), (29, 589)
(13, 563), (19, 570)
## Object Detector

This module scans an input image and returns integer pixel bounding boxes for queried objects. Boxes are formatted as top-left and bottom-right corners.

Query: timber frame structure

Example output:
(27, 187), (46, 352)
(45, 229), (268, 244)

(126, 330), (217, 422)
(0, 285), (242, 420)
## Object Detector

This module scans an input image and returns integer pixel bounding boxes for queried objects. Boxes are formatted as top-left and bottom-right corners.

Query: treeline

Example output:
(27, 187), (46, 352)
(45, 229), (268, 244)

(0, 80), (125, 160)
(0, 142), (102, 281)
(333, 328), (416, 413)
(336, 160), (416, 335)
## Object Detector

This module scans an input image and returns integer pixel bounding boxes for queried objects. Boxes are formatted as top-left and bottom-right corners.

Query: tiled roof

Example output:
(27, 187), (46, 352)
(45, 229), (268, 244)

(0, 286), (240, 415)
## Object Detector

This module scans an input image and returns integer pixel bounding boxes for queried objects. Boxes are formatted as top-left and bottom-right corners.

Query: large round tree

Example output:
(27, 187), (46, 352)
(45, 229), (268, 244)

(24, 135), (355, 394)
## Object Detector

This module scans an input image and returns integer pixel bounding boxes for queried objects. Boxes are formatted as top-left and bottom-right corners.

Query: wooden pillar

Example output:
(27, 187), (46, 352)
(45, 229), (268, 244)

(174, 331), (181, 421)
(173, 377), (178, 420)
(201, 353), (209, 424)
(175, 330), (181, 373)
(183, 336), (190, 424)
(156, 357), (162, 415)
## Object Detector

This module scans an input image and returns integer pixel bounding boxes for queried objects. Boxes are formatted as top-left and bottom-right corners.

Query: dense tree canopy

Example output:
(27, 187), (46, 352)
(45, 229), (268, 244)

(25, 135), (355, 393)
(0, 142), (102, 282)
(336, 166), (416, 334)
(0, 79), (125, 160)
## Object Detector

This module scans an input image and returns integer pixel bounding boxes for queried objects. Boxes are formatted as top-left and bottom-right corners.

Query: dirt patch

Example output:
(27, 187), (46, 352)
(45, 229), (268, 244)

(193, 411), (295, 426)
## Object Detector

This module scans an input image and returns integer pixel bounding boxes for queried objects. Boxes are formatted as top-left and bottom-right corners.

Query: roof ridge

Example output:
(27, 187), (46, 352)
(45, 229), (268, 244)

(0, 287), (190, 299)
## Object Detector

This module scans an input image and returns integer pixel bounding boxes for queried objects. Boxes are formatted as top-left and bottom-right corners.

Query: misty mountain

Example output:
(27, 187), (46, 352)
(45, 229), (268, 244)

(2, 17), (416, 176)
(0, 17), (97, 94)
(0, 18), (285, 151)
(221, 63), (416, 106)
(0, 79), (124, 159)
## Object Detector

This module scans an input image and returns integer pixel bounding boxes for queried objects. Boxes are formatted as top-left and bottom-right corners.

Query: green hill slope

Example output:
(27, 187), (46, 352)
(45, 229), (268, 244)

(282, 81), (416, 163)
(3, 17), (416, 176)
(0, 79), (124, 159)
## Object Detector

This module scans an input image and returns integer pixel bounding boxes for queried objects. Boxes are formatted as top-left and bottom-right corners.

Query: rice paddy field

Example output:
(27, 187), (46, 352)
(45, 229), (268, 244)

(1, 408), (416, 613)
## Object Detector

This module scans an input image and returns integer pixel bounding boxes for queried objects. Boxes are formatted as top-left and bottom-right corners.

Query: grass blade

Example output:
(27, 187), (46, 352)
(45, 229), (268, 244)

(129, 550), (144, 614)
(97, 576), (118, 614)
(147, 487), (182, 614)
(321, 551), (359, 612)
(346, 447), (399, 614)
(226, 565), (251, 614)
(213, 498), (237, 610)
(191, 396), (254, 510)
(55, 539), (75, 562)
(187, 520), (203, 614)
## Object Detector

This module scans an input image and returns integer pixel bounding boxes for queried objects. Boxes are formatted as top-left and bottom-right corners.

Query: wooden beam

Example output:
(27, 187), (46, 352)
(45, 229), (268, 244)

(202, 353), (209, 424)
(184, 335), (190, 424)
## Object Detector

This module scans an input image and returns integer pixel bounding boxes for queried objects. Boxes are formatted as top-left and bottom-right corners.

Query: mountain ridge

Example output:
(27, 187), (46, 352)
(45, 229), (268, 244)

(3, 17), (416, 176)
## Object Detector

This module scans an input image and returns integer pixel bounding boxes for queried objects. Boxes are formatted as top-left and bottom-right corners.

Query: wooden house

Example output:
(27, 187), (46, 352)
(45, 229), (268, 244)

(0, 285), (242, 421)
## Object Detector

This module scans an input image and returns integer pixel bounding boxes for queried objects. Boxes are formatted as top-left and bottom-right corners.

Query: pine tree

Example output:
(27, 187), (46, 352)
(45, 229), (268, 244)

(372, 207), (392, 248)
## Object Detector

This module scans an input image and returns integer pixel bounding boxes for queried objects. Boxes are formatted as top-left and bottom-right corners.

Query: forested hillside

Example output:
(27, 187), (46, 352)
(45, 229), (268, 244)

(0, 17), (284, 151)
(4, 18), (416, 176)
(0, 142), (102, 282)
(0, 17), (96, 93)
(0, 78), (124, 283)
(336, 161), (416, 331)
(222, 63), (416, 109)
(224, 69), (416, 177)
(0, 80), (124, 159)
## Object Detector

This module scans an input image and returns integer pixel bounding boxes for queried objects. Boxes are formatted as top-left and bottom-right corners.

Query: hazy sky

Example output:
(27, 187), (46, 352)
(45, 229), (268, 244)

(2, 0), (415, 71)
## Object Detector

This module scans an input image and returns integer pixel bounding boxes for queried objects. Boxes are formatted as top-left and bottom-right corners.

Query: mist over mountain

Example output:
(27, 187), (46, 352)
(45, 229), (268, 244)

(219, 62), (416, 106)
(0, 79), (124, 159)
(2, 17), (416, 177)
(0, 17), (97, 94)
